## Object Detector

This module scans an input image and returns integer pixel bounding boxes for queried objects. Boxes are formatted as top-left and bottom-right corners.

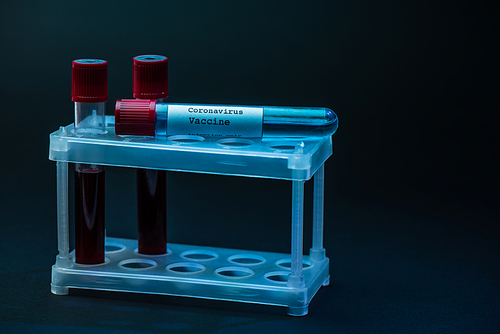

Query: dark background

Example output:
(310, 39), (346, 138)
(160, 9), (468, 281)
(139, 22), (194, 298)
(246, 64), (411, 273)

(1, 1), (498, 333)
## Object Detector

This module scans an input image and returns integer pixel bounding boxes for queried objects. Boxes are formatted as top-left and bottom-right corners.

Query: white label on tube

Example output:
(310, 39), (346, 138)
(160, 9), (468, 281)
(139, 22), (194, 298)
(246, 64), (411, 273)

(167, 105), (263, 137)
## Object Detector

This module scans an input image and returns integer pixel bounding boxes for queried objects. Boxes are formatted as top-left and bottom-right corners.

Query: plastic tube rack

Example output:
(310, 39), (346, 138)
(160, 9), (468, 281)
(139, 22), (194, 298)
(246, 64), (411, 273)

(49, 116), (332, 316)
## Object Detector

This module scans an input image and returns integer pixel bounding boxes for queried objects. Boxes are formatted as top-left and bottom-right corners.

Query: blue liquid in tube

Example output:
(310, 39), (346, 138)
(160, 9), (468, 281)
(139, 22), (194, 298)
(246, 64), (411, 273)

(115, 100), (338, 138)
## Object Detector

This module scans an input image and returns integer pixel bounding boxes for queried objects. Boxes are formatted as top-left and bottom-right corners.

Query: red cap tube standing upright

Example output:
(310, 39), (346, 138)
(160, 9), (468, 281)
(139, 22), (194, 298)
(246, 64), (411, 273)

(72, 59), (107, 264)
(133, 55), (169, 101)
(133, 55), (168, 255)
(72, 59), (107, 134)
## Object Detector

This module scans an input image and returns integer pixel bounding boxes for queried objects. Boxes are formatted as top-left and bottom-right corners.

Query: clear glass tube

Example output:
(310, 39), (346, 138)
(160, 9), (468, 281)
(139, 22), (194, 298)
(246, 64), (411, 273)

(74, 102), (106, 134)
(153, 103), (338, 137)
(261, 106), (337, 137)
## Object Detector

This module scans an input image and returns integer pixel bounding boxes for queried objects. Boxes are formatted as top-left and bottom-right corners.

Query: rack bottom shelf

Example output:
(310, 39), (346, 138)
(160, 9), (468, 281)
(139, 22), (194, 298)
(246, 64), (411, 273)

(51, 237), (329, 316)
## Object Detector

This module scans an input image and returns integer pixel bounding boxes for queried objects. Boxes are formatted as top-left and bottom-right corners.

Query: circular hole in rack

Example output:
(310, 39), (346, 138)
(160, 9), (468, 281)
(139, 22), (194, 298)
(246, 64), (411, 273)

(167, 135), (205, 143)
(134, 247), (172, 256)
(217, 138), (254, 147)
(167, 262), (205, 274)
(268, 144), (297, 151)
(276, 259), (313, 270)
(228, 254), (266, 266)
(215, 267), (254, 278)
(105, 242), (125, 253)
(118, 258), (157, 270)
(74, 257), (110, 267)
(265, 271), (290, 283)
(181, 250), (218, 261)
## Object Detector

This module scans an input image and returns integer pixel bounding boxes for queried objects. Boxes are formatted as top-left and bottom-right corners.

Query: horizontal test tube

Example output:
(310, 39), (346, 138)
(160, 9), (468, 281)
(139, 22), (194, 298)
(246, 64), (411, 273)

(115, 100), (338, 138)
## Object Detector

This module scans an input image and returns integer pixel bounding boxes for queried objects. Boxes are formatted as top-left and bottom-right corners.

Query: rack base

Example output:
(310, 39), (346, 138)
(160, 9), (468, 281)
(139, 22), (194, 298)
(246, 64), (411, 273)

(51, 237), (329, 316)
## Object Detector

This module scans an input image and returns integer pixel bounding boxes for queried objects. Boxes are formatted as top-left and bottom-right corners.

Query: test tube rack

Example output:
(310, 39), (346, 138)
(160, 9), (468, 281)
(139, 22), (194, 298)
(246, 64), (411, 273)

(49, 116), (332, 316)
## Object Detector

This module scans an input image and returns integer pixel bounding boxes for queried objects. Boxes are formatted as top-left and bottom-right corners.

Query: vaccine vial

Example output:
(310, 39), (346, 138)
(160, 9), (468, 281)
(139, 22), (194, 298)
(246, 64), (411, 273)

(72, 59), (108, 264)
(115, 100), (338, 138)
(133, 55), (168, 255)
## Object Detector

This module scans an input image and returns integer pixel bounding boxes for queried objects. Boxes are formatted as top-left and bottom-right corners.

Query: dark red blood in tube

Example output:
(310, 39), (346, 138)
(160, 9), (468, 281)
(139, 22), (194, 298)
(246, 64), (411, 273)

(137, 169), (167, 255)
(74, 165), (105, 264)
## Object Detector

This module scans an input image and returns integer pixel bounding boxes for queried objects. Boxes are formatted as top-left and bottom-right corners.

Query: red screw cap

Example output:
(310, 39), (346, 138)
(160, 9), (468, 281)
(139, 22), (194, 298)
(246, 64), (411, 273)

(72, 59), (108, 102)
(115, 99), (157, 136)
(133, 55), (169, 99)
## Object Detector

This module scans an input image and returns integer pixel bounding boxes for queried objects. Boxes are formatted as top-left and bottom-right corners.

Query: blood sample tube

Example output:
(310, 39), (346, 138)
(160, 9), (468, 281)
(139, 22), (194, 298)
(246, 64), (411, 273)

(133, 55), (168, 255)
(115, 100), (338, 138)
(72, 59), (107, 264)
(74, 164), (105, 264)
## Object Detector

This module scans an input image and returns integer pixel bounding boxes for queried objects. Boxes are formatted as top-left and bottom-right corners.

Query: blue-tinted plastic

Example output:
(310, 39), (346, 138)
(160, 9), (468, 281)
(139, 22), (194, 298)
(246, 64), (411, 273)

(49, 115), (334, 316)
(50, 118), (332, 180)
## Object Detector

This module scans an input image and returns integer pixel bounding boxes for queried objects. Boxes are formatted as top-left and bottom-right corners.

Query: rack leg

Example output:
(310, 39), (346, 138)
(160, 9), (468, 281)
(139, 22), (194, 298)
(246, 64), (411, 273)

(288, 180), (305, 288)
(55, 161), (72, 267)
(52, 161), (71, 295)
(310, 164), (326, 261)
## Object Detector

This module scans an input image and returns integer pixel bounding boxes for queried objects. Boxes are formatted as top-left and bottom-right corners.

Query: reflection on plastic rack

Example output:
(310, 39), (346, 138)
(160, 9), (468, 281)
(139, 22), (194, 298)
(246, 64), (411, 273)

(167, 135), (205, 143)
(265, 271), (290, 283)
(167, 262), (205, 273)
(215, 266), (254, 278)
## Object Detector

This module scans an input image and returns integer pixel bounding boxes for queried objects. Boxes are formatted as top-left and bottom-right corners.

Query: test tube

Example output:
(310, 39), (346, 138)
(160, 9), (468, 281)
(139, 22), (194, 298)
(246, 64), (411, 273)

(73, 59), (107, 135)
(72, 59), (107, 264)
(133, 55), (168, 255)
(74, 164), (105, 264)
(115, 100), (338, 138)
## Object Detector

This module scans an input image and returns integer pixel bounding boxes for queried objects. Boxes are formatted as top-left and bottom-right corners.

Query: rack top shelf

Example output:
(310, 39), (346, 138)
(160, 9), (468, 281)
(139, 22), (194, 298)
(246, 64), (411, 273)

(49, 117), (332, 181)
